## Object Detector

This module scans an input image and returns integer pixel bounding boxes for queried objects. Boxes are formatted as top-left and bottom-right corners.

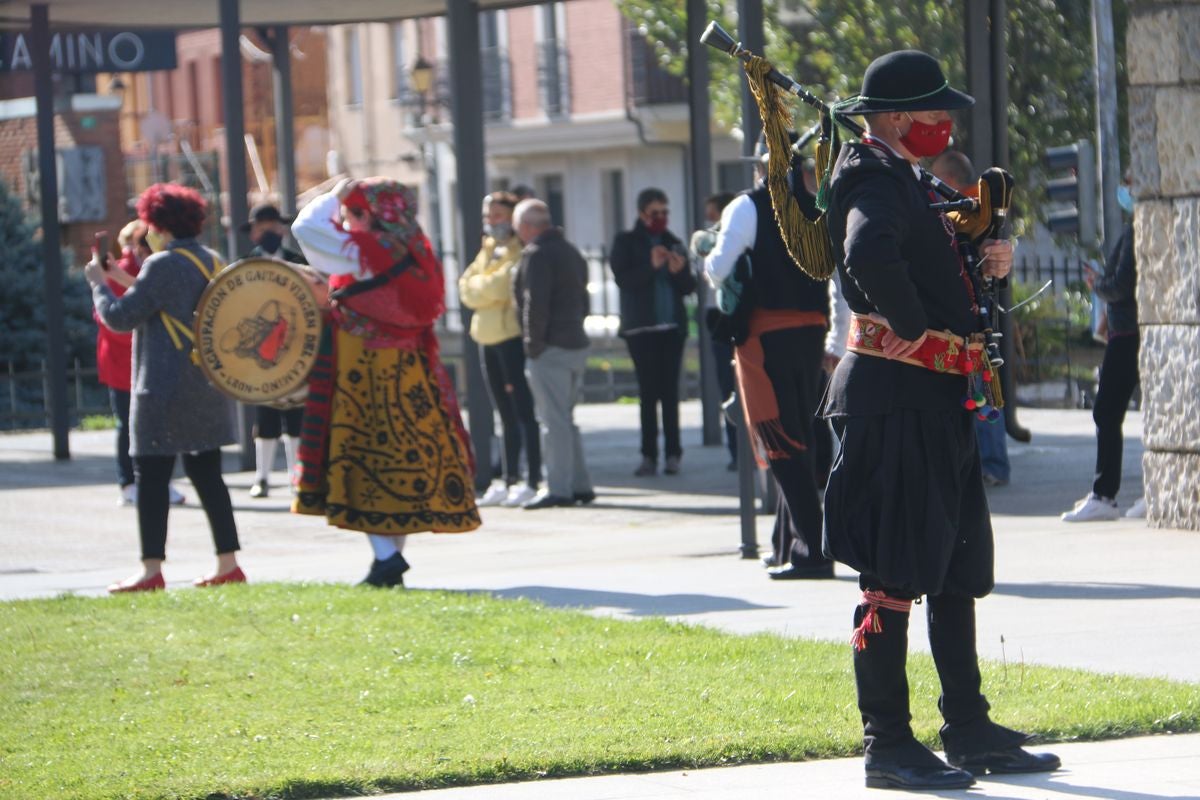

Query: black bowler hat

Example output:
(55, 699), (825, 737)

(239, 203), (293, 232)
(839, 50), (973, 115)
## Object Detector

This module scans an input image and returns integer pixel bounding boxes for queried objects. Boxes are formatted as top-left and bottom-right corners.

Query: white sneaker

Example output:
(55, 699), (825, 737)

(168, 484), (187, 506)
(477, 482), (509, 507)
(1061, 493), (1119, 522)
(500, 483), (537, 508)
(119, 484), (137, 506)
(1125, 497), (1147, 519)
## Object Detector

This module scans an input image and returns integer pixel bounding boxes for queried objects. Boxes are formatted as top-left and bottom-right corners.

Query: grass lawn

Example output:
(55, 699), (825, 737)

(2, 584), (1197, 800)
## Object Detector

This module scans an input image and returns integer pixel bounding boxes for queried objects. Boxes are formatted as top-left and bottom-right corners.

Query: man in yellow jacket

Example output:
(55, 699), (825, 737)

(459, 191), (542, 507)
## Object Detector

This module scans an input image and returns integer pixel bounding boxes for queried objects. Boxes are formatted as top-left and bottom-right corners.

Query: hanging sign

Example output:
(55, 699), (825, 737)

(1, 30), (177, 74)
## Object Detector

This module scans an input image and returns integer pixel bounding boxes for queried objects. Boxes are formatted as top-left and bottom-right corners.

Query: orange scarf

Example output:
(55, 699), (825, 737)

(733, 308), (827, 466)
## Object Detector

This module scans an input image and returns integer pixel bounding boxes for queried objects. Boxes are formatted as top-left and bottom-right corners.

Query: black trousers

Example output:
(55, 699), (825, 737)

(811, 371), (834, 487)
(481, 337), (541, 488)
(109, 388), (134, 488)
(133, 450), (239, 561)
(254, 405), (303, 439)
(854, 579), (993, 757)
(759, 326), (830, 569)
(626, 329), (686, 460)
(1092, 333), (1140, 500)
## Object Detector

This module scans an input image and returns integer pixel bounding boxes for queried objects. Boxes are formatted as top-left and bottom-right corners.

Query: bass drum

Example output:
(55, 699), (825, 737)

(192, 257), (325, 410)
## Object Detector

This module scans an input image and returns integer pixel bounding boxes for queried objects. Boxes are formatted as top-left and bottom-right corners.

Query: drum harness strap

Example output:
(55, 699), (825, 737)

(327, 254), (417, 302)
(160, 247), (223, 365)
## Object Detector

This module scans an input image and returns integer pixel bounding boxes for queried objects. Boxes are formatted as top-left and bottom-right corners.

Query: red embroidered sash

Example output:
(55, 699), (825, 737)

(847, 313), (985, 376)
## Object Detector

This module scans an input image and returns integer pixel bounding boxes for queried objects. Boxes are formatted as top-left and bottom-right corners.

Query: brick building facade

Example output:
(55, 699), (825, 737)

(0, 94), (127, 265)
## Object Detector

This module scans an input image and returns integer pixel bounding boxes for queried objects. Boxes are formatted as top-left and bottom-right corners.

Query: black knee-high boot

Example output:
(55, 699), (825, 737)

(854, 604), (916, 757)
(855, 599), (976, 790)
(928, 593), (1029, 757)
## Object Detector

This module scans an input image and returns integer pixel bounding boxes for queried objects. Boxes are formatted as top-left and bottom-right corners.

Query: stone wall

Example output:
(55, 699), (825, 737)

(1127, 1), (1200, 529)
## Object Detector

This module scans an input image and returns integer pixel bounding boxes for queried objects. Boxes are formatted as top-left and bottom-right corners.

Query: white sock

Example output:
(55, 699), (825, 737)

(391, 534), (407, 554)
(255, 438), (279, 482)
(282, 435), (299, 480)
(368, 534), (398, 560)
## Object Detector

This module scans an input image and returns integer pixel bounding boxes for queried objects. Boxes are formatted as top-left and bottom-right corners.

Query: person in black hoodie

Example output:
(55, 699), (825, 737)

(611, 189), (697, 476)
(821, 50), (1060, 790)
(1062, 203), (1140, 521)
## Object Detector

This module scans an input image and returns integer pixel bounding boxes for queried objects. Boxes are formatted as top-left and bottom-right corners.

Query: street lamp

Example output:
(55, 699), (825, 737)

(409, 56), (434, 98)
(402, 55), (443, 256)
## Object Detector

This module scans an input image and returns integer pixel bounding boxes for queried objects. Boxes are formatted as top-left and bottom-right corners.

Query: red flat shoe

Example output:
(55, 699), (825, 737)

(194, 567), (247, 587)
(107, 573), (166, 594)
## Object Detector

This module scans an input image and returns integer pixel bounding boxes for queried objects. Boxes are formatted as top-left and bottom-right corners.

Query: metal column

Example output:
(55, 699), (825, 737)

(32, 3), (69, 460)
(964, 0), (994, 172)
(732, 0), (765, 554)
(989, 0), (1028, 442)
(687, 0), (721, 447)
(447, 0), (494, 490)
(219, 0), (256, 469)
(270, 26), (298, 216)
(736, 0), (764, 182)
(1091, 0), (1122, 249)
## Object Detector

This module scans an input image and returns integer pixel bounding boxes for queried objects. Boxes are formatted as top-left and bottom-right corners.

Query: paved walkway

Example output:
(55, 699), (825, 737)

(2, 403), (1197, 799)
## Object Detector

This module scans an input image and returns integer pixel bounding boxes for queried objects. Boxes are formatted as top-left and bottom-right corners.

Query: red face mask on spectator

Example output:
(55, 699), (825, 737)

(645, 213), (669, 235)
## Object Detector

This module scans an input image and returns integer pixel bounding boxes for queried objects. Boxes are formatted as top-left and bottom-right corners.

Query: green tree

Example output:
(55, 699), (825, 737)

(617, 0), (1128, 233)
(0, 178), (97, 373)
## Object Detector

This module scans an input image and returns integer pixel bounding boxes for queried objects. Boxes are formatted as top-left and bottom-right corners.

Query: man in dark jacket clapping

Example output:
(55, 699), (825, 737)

(610, 188), (697, 476)
(513, 199), (595, 510)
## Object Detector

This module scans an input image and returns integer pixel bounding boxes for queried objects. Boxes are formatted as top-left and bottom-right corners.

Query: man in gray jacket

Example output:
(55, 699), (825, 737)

(512, 199), (595, 510)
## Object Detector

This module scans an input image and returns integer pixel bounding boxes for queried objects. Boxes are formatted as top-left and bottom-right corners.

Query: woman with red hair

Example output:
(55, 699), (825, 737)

(84, 183), (245, 593)
(290, 178), (479, 587)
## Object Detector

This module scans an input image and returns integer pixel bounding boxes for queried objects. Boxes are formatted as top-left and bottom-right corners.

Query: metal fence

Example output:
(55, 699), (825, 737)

(1, 360), (110, 430)
(1011, 253), (1092, 292)
(1008, 254), (1106, 408)
(1, 253), (1109, 430)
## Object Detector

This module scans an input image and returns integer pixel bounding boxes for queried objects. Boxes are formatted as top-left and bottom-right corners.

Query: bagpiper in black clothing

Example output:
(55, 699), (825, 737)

(820, 49), (1060, 791)
(705, 132), (834, 580)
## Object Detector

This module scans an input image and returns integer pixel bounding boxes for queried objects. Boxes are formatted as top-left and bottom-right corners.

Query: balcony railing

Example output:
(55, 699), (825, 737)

(536, 38), (570, 117)
(481, 46), (512, 123)
(627, 26), (687, 106)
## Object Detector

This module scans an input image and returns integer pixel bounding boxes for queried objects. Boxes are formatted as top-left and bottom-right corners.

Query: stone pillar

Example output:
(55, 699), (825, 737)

(1127, 2), (1200, 529)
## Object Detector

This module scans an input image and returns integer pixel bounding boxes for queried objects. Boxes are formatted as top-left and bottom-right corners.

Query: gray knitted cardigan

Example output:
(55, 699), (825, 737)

(92, 239), (235, 457)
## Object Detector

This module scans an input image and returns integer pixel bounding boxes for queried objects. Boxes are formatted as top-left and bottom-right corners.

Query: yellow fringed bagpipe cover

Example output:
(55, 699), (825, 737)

(743, 56), (835, 281)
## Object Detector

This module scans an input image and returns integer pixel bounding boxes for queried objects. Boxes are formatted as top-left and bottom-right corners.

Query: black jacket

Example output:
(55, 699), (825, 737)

(1094, 222), (1137, 337)
(822, 140), (979, 415)
(609, 220), (696, 336)
(513, 228), (590, 358)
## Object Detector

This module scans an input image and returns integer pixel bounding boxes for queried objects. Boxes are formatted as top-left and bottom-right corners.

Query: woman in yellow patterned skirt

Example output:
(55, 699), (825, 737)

(290, 178), (479, 586)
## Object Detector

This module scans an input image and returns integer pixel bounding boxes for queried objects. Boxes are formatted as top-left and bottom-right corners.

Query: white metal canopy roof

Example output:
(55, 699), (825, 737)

(0, 0), (538, 29)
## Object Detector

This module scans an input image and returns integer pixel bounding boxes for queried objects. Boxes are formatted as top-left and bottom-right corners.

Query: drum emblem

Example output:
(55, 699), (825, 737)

(193, 257), (323, 408)
(221, 301), (296, 369)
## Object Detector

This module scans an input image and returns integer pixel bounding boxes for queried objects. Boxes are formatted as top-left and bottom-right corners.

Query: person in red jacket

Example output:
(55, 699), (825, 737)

(95, 220), (185, 506)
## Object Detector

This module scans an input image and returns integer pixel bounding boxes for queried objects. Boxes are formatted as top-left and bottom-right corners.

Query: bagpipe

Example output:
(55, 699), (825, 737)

(701, 21), (1012, 412)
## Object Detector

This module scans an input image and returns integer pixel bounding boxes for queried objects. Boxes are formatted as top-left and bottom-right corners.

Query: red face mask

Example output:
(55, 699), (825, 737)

(900, 116), (953, 158)
(645, 213), (669, 235)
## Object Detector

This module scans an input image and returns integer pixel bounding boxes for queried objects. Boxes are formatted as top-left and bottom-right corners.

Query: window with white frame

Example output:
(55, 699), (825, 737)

(535, 3), (569, 116)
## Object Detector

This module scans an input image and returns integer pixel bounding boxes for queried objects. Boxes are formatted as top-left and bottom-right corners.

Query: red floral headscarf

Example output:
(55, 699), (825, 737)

(331, 178), (445, 330)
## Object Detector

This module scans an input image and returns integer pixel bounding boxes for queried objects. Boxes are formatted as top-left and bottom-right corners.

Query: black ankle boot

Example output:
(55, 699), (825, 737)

(360, 552), (410, 588)
(865, 737), (975, 791)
